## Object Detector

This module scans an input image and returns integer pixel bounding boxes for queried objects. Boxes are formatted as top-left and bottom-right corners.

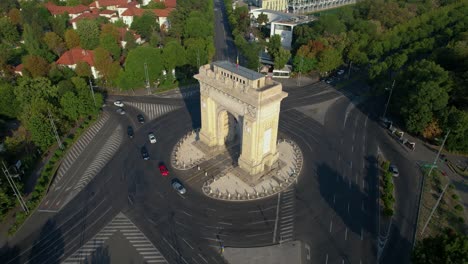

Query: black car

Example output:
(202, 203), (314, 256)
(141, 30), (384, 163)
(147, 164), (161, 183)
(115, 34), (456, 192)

(137, 114), (145, 124)
(127, 126), (134, 138)
(141, 146), (149, 160)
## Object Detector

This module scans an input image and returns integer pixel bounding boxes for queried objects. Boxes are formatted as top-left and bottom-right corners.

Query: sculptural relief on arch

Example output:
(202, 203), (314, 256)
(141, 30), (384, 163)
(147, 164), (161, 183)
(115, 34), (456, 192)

(194, 61), (288, 179)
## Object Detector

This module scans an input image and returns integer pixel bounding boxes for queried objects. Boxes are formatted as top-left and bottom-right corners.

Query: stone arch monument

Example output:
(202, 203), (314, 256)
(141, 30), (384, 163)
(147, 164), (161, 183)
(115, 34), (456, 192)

(195, 61), (288, 178)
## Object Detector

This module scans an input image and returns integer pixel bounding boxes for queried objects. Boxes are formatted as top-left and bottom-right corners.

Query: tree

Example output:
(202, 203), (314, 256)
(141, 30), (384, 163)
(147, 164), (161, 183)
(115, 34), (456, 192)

(0, 0), (19, 15)
(184, 38), (208, 68)
(123, 31), (137, 50)
(412, 229), (468, 264)
(184, 11), (213, 39)
(162, 40), (186, 71)
(317, 48), (343, 74)
(0, 82), (19, 118)
(43, 32), (66, 56)
(76, 19), (100, 50)
(75, 61), (92, 78)
(395, 60), (451, 134)
(93, 47), (120, 86)
(256, 12), (268, 26)
(21, 98), (57, 150)
(72, 77), (102, 115)
(0, 17), (20, 46)
(7, 8), (21, 25)
(118, 46), (164, 90)
(274, 48), (290, 70)
(268, 34), (282, 57)
(23, 55), (50, 78)
(445, 107), (468, 152)
(14, 77), (58, 110)
(99, 33), (121, 59)
(49, 14), (69, 38)
(131, 11), (157, 40)
(100, 24), (120, 41)
(60, 92), (81, 121)
(65, 29), (81, 49)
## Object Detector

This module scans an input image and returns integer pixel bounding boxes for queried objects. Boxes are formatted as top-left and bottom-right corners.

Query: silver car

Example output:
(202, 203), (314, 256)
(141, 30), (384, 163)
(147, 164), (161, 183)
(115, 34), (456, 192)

(116, 108), (126, 115)
(389, 165), (399, 177)
(171, 179), (186, 195)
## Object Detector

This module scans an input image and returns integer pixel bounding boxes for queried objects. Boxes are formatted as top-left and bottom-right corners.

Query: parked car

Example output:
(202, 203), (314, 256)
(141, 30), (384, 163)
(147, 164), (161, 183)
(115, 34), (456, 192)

(116, 108), (126, 115)
(171, 179), (186, 194)
(137, 114), (145, 124)
(114, 100), (124, 107)
(337, 69), (345, 75)
(141, 146), (150, 160)
(389, 164), (399, 177)
(127, 126), (134, 138)
(148, 133), (157, 144)
(159, 164), (169, 177)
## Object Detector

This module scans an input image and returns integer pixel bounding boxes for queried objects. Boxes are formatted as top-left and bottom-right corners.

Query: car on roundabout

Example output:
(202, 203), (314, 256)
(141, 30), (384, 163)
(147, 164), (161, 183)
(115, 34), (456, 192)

(114, 100), (124, 107)
(127, 126), (134, 138)
(137, 114), (145, 124)
(116, 108), (126, 115)
(171, 179), (186, 194)
(141, 146), (150, 160)
(159, 164), (169, 177)
(148, 133), (157, 144)
(389, 164), (399, 177)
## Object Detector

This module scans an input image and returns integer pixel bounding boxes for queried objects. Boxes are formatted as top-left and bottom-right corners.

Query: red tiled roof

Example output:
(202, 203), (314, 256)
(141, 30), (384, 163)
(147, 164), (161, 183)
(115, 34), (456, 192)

(57, 47), (95, 66)
(45, 2), (89, 15)
(89, 0), (129, 8)
(121, 7), (145, 16)
(15, 64), (23, 72)
(153, 8), (173, 17)
(99, 9), (117, 15)
(117, 27), (141, 41)
(161, 0), (176, 8)
(70, 12), (100, 23)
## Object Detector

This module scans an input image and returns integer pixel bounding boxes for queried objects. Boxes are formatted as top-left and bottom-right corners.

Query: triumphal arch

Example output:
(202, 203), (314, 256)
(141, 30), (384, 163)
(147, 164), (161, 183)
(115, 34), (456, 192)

(194, 61), (288, 177)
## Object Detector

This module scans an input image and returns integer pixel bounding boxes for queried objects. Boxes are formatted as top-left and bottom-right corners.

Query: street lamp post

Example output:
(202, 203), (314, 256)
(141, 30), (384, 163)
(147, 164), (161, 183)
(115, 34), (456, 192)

(382, 79), (396, 120)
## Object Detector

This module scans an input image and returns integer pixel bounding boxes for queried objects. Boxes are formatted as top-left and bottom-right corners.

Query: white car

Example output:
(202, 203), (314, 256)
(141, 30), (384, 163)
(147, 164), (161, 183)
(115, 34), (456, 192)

(116, 108), (126, 115)
(148, 133), (157, 144)
(171, 179), (186, 195)
(337, 69), (345, 75)
(114, 100), (124, 107)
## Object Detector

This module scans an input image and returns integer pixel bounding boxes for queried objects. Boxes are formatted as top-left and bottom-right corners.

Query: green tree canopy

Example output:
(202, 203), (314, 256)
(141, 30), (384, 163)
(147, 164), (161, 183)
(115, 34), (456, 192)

(131, 11), (157, 40)
(412, 229), (468, 264)
(118, 46), (164, 90)
(395, 60), (451, 134)
(99, 33), (121, 59)
(14, 77), (58, 109)
(43, 32), (66, 56)
(317, 48), (343, 74)
(65, 29), (81, 49)
(274, 48), (290, 70)
(184, 11), (213, 39)
(76, 19), (100, 50)
(22, 55), (50, 78)
(0, 17), (20, 46)
(162, 40), (186, 70)
(0, 82), (19, 118)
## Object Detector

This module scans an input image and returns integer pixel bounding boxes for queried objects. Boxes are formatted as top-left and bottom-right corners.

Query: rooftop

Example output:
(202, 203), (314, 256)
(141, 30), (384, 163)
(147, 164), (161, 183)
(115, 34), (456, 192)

(56, 47), (95, 66)
(45, 2), (90, 15)
(213, 61), (265, 81)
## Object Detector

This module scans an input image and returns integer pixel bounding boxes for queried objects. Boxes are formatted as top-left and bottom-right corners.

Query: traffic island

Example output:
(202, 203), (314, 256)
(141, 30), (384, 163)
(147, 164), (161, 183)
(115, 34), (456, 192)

(171, 131), (303, 201)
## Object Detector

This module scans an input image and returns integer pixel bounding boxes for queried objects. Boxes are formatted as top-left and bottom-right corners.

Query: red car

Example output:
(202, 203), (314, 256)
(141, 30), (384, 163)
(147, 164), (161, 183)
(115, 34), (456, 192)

(159, 165), (169, 177)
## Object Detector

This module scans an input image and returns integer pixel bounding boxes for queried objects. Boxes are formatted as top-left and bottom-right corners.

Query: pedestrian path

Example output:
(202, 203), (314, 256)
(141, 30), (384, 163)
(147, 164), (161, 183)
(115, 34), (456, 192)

(279, 188), (295, 243)
(51, 112), (110, 189)
(63, 212), (168, 264)
(126, 102), (181, 120)
(73, 124), (123, 191)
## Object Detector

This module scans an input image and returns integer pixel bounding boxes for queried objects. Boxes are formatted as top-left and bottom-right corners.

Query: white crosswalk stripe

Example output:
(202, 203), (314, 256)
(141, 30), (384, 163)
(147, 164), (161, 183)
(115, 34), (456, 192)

(73, 125), (123, 191)
(279, 188), (295, 242)
(126, 102), (181, 121)
(63, 212), (168, 264)
(52, 112), (110, 188)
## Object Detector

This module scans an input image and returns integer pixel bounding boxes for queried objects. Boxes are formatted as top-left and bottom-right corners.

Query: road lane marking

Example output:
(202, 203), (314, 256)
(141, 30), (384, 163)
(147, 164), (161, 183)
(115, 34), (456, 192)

(333, 194), (336, 204)
(218, 221), (232, 225)
(347, 202), (350, 214)
(329, 220), (333, 233)
(361, 228), (363, 240)
(345, 228), (348, 240)
(182, 238), (194, 249)
(352, 146), (354, 152)
(325, 254), (329, 264)
(247, 231), (273, 237)
(198, 253), (209, 263)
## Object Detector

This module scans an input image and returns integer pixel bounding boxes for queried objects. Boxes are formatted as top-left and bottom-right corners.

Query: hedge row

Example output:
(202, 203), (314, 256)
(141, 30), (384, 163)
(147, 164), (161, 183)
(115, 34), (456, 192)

(382, 161), (395, 216)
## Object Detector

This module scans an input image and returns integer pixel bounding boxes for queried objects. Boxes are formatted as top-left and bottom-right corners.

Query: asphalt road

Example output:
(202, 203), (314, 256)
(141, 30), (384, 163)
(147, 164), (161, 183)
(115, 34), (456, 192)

(213, 0), (237, 62)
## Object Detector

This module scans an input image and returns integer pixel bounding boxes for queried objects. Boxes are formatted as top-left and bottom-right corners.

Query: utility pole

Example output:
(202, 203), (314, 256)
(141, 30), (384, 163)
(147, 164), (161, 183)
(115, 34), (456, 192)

(382, 79), (396, 120)
(2, 162), (29, 214)
(297, 56), (303, 87)
(88, 78), (96, 107)
(347, 61), (352, 79)
(144, 62), (151, 95)
(48, 109), (63, 150)
(414, 130), (450, 245)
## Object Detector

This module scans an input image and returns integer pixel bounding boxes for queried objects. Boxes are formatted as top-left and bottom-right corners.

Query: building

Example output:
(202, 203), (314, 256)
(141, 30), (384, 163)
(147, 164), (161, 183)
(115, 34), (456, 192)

(250, 9), (315, 49)
(258, 0), (288, 12)
(288, 0), (357, 13)
(44, 2), (90, 19)
(117, 27), (145, 48)
(56, 48), (99, 79)
(121, 6), (174, 29)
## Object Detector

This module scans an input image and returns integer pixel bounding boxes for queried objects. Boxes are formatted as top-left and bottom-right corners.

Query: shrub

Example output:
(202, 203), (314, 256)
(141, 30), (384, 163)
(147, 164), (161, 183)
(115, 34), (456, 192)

(384, 208), (394, 216)
(452, 194), (459, 200)
(454, 204), (463, 212)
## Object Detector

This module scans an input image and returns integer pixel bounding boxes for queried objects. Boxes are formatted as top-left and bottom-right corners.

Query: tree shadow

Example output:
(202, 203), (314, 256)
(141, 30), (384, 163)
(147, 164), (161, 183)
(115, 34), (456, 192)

(28, 219), (65, 264)
(84, 245), (111, 264)
(0, 243), (21, 264)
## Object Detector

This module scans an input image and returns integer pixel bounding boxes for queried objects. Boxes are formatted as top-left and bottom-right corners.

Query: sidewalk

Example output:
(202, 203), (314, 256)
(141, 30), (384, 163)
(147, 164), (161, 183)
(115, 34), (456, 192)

(223, 241), (304, 264)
